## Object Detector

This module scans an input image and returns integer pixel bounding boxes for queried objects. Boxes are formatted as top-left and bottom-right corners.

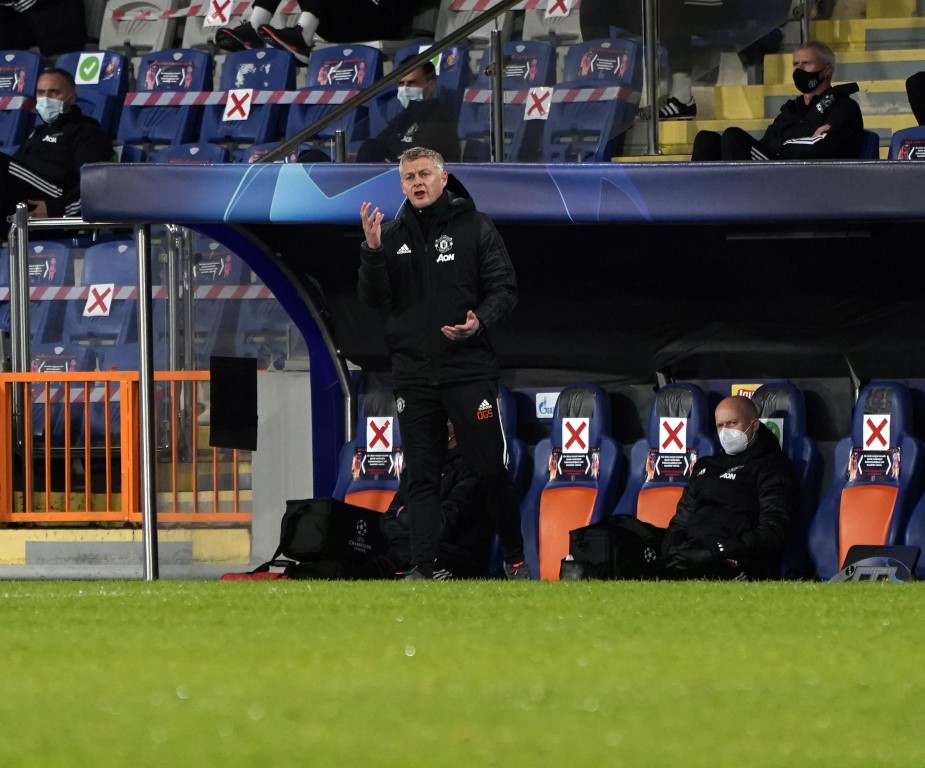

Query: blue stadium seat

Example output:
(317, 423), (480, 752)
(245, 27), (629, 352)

(63, 240), (138, 351)
(0, 50), (41, 152)
(285, 44), (384, 157)
(190, 233), (251, 367)
(231, 141), (302, 163)
(541, 38), (642, 162)
(458, 40), (556, 162)
(234, 298), (307, 371)
(520, 383), (624, 580)
(332, 388), (402, 512)
(612, 382), (717, 528)
(56, 50), (130, 137)
(116, 48), (214, 154)
(858, 129), (880, 159)
(30, 342), (98, 447)
(888, 126), (925, 160)
(752, 382), (822, 578)
(0, 240), (72, 349)
(199, 48), (296, 149)
(149, 142), (230, 163)
(808, 381), (925, 580)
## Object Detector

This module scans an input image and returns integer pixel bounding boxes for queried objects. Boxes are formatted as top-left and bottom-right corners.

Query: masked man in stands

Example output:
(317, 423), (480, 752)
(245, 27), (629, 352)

(660, 395), (798, 580)
(0, 68), (113, 220)
(356, 60), (460, 163)
(691, 40), (864, 161)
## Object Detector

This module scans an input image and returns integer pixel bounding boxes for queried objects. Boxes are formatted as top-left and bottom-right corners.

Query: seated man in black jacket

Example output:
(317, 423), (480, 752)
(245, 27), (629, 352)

(356, 60), (460, 163)
(290, 421), (494, 580)
(691, 40), (863, 161)
(660, 395), (799, 580)
(0, 68), (114, 220)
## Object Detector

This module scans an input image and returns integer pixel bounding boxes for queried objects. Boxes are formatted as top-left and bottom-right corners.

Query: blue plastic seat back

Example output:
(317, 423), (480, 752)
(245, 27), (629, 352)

(30, 342), (97, 446)
(560, 37), (642, 91)
(458, 41), (557, 162)
(752, 382), (822, 578)
(56, 50), (130, 136)
(808, 381), (925, 580)
(116, 48), (214, 147)
(64, 240), (138, 348)
(149, 142), (229, 163)
(200, 48), (295, 146)
(234, 299), (307, 371)
(332, 388), (403, 512)
(613, 383), (716, 529)
(190, 234), (250, 366)
(888, 126), (925, 160)
(285, 44), (383, 147)
(520, 383), (623, 580)
(858, 129), (880, 159)
(542, 98), (634, 162)
(0, 241), (72, 344)
(0, 50), (41, 151)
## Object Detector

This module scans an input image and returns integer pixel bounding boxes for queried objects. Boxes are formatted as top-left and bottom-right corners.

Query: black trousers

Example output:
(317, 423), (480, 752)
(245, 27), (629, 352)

(395, 380), (524, 576)
(690, 127), (771, 161)
(0, 152), (66, 219)
(0, 0), (87, 57)
(251, 0), (412, 42)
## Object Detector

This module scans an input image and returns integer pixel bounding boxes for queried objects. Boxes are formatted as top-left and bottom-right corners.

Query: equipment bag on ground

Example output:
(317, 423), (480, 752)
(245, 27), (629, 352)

(564, 515), (665, 580)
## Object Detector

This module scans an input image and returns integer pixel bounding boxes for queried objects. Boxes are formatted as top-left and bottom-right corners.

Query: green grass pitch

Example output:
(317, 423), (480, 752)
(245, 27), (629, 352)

(0, 580), (921, 767)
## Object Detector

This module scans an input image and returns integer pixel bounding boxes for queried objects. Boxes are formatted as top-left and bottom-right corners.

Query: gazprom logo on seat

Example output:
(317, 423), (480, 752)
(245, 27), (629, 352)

(535, 391), (560, 420)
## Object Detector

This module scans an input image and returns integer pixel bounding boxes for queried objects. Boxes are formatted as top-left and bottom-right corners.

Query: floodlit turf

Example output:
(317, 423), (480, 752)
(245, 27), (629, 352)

(0, 580), (921, 767)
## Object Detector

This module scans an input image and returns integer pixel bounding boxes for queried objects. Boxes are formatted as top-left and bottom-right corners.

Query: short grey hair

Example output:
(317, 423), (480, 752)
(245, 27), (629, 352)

(798, 40), (836, 73)
(398, 146), (445, 174)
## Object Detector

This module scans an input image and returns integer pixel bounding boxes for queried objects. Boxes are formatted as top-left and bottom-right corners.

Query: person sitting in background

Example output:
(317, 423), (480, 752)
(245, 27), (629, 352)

(356, 61), (459, 163)
(0, 68), (113, 220)
(660, 395), (798, 580)
(215, 0), (416, 64)
(905, 71), (925, 126)
(0, 0), (87, 57)
(691, 40), (863, 161)
(289, 422), (494, 580)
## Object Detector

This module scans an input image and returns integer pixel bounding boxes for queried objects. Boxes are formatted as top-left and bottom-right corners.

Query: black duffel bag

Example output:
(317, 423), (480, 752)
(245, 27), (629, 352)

(563, 515), (665, 580)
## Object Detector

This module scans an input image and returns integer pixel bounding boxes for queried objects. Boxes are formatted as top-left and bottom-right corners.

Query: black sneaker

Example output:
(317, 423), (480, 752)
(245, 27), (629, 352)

(215, 21), (262, 53)
(401, 566), (429, 581)
(258, 24), (313, 65)
(658, 97), (697, 120)
(504, 560), (531, 580)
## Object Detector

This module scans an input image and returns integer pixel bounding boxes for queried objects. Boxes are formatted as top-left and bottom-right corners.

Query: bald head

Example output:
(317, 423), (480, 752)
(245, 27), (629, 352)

(715, 396), (758, 432)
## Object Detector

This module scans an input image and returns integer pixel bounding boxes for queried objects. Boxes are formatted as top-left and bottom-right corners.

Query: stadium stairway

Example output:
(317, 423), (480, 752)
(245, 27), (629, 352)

(619, 0), (925, 160)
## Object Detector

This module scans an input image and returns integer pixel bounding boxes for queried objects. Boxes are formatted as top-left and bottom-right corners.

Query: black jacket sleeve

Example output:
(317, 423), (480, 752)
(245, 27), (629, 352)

(358, 240), (392, 309)
(473, 214), (518, 330)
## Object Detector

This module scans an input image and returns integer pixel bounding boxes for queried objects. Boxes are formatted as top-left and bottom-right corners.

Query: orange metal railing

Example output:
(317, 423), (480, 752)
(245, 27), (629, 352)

(0, 370), (252, 525)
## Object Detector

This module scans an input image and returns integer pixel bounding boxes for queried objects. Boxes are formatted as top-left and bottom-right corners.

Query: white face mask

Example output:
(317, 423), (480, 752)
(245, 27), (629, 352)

(36, 96), (66, 124)
(397, 86), (425, 110)
(719, 421), (755, 455)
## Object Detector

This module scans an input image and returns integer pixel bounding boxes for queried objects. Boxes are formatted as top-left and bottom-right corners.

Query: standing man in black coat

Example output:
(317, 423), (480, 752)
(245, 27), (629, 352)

(691, 40), (864, 161)
(0, 68), (113, 220)
(661, 395), (798, 580)
(358, 146), (528, 580)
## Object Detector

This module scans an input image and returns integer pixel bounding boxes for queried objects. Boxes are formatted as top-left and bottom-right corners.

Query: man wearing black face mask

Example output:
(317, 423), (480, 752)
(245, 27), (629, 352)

(0, 68), (113, 220)
(691, 40), (864, 161)
(660, 396), (798, 580)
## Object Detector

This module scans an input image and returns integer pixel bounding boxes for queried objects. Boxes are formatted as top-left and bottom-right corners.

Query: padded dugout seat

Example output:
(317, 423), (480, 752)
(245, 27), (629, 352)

(808, 381), (925, 580)
(520, 383), (624, 580)
(332, 388), (403, 512)
(752, 382), (822, 578)
(612, 382), (716, 529)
